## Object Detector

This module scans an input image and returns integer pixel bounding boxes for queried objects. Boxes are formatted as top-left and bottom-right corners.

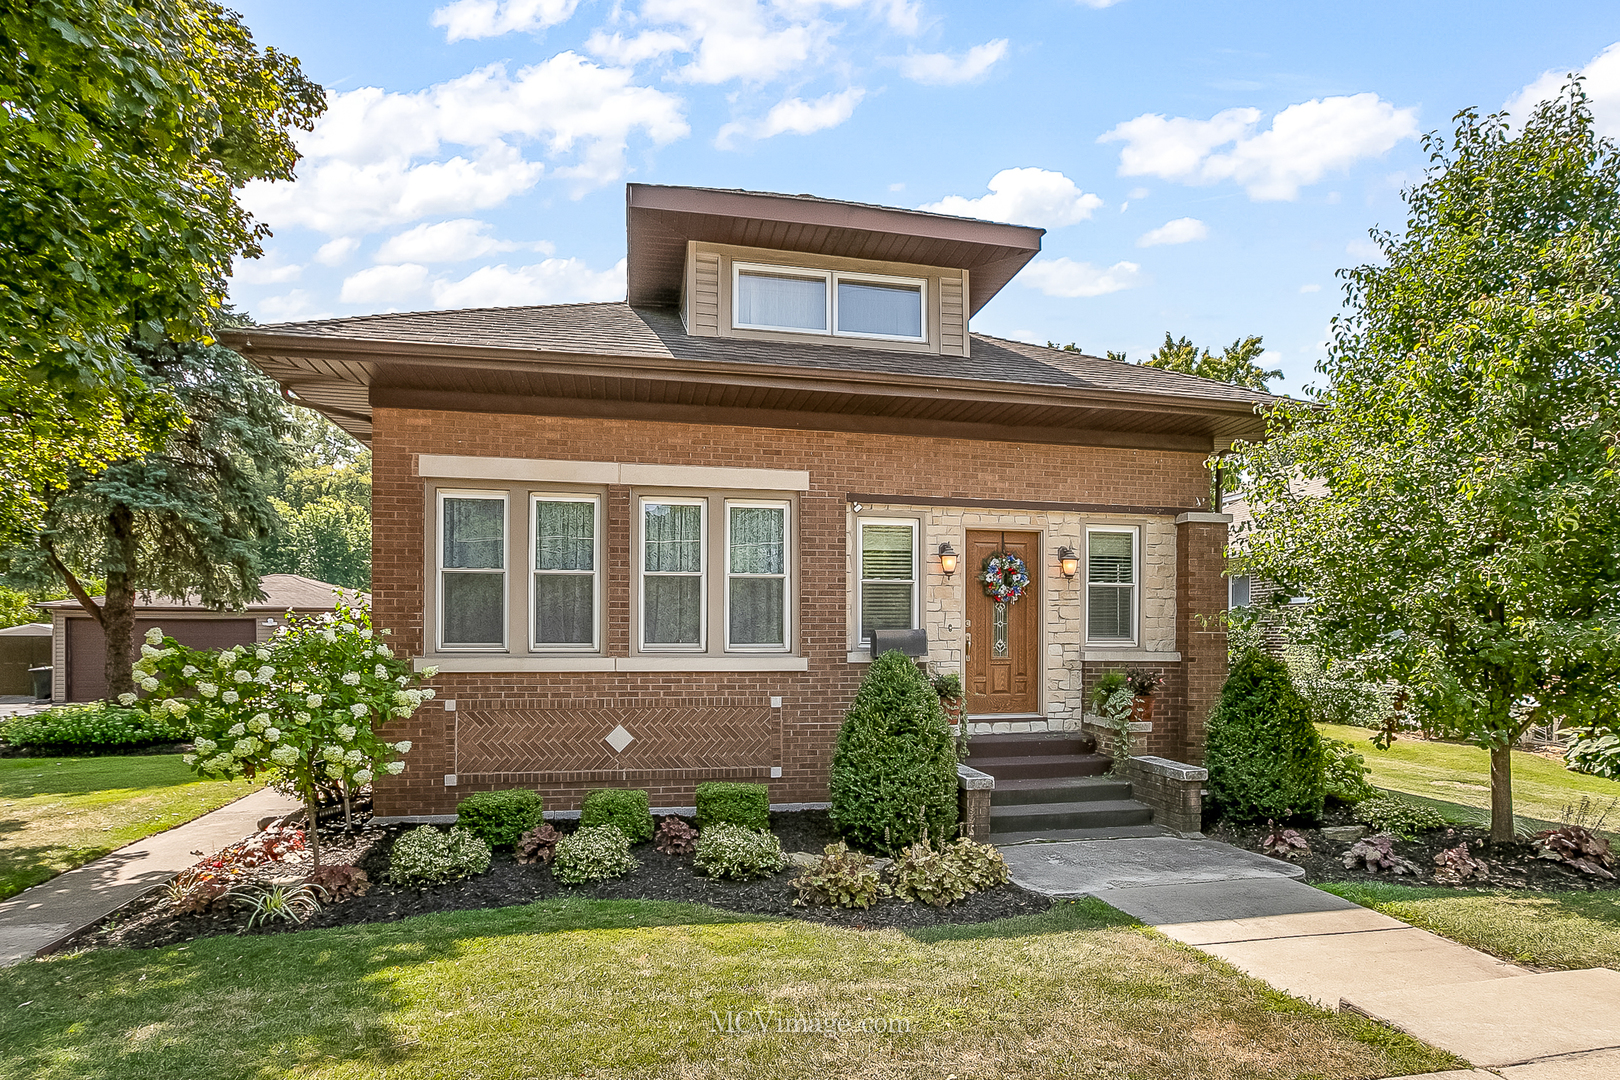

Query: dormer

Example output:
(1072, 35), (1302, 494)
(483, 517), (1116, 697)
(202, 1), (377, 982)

(625, 185), (1045, 359)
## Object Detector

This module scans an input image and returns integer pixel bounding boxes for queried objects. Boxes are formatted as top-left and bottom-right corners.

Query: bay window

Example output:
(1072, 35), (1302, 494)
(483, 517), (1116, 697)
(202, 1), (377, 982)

(439, 492), (507, 649)
(1086, 527), (1138, 644)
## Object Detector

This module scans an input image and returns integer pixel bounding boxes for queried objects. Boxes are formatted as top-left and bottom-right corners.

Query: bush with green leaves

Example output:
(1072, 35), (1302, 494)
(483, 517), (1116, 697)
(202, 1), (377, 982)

(551, 825), (638, 884)
(389, 826), (491, 887)
(455, 789), (544, 849)
(1206, 649), (1326, 823)
(1565, 729), (1620, 782)
(0, 702), (185, 751)
(693, 823), (787, 880)
(829, 650), (958, 853)
(579, 788), (653, 843)
(694, 781), (770, 830)
(1354, 794), (1447, 840)
(1323, 739), (1379, 804)
(791, 842), (888, 908)
(1283, 645), (1395, 730)
(888, 836), (1011, 907)
(945, 837), (1011, 891)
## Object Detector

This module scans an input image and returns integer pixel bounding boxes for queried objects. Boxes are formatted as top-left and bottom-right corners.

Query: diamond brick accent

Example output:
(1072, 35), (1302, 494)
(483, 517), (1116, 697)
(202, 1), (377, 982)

(457, 706), (771, 777)
(604, 724), (634, 753)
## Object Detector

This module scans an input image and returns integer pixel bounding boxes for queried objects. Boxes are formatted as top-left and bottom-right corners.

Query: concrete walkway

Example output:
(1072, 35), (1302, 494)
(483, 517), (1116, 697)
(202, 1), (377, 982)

(0, 786), (300, 966)
(1005, 836), (1620, 1076)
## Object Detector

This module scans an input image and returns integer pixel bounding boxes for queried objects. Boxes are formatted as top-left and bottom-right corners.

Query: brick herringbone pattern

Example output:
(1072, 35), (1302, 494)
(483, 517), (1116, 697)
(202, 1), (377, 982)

(457, 706), (772, 776)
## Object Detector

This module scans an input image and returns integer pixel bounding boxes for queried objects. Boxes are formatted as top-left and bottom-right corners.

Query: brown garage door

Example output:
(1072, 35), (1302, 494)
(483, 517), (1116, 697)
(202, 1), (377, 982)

(66, 617), (259, 702)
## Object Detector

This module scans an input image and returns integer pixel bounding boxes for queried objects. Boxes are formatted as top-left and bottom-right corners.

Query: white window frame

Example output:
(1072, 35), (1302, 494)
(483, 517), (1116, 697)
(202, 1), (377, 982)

(724, 499), (792, 653)
(528, 493), (601, 653)
(1228, 574), (1251, 610)
(1084, 524), (1139, 647)
(731, 260), (928, 344)
(436, 489), (508, 652)
(857, 517), (919, 647)
(638, 496), (707, 652)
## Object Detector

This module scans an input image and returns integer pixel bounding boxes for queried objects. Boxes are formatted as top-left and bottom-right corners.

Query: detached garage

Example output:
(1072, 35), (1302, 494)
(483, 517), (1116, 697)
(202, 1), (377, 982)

(41, 574), (363, 703)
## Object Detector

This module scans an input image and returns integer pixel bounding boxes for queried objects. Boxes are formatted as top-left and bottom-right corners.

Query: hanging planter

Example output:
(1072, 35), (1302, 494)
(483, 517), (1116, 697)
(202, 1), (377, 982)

(980, 551), (1030, 604)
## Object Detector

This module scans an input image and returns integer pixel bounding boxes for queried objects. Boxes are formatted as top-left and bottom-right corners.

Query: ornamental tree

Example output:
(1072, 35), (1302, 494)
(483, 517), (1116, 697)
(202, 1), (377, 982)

(128, 596), (436, 865)
(1235, 83), (1620, 842)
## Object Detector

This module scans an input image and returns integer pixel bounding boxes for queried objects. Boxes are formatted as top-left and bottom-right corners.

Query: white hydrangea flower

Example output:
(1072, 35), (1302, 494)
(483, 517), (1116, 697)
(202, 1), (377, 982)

(325, 762), (345, 779)
(353, 768), (373, 785)
(404, 689), (423, 707)
(393, 740), (412, 753)
(221, 690), (239, 705)
(337, 724), (357, 742)
(226, 723), (246, 737)
(140, 643), (159, 658)
(181, 664), (198, 678)
(341, 671), (361, 686)
(198, 682), (218, 698)
(349, 703), (367, 719)
(256, 665), (275, 683)
(182, 753), (197, 766)
(360, 628), (373, 640)
(421, 665), (438, 678)
(140, 676), (159, 692)
(421, 688), (436, 700)
(392, 691), (410, 707)
(194, 738), (217, 755)
(206, 753), (235, 772)
(385, 761), (406, 775)
(217, 651), (235, 668)
(376, 644), (393, 658)
(233, 669), (252, 684)
(306, 693), (323, 708)
(322, 629), (337, 643)
(374, 664), (387, 679)
(167, 700), (189, 718)
(117, 692), (137, 706)
(145, 626), (164, 645)
(246, 715), (267, 733)
(270, 745), (298, 767)
(274, 625), (290, 637)
(395, 676), (408, 687)
(264, 727), (280, 742)
(344, 749), (363, 767)
(255, 648), (270, 661)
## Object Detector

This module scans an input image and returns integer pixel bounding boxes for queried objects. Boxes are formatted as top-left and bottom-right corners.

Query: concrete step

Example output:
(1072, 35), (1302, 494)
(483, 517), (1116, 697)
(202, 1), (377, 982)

(990, 797), (1155, 834)
(969, 752), (1112, 780)
(991, 775), (1133, 806)
(968, 731), (1097, 758)
(992, 824), (1171, 845)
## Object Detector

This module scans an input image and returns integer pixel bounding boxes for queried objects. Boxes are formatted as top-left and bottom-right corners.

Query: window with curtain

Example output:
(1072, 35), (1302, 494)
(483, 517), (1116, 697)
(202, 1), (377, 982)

(533, 497), (597, 648)
(728, 504), (788, 648)
(836, 279), (923, 339)
(441, 494), (506, 648)
(643, 500), (704, 648)
(1087, 529), (1137, 642)
(736, 269), (827, 331)
(859, 521), (916, 643)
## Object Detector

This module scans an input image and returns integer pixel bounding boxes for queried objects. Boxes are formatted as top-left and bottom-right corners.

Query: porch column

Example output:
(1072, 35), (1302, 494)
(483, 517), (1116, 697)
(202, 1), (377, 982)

(1174, 512), (1231, 763)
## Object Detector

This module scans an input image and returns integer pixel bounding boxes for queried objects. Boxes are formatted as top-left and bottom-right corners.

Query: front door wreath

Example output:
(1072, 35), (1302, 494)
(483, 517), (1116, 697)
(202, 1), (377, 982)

(981, 551), (1030, 603)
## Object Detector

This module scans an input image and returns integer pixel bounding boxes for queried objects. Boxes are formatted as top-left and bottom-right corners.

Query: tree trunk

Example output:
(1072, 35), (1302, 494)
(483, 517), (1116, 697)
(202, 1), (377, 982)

(1490, 742), (1515, 844)
(306, 788), (322, 870)
(102, 566), (137, 701)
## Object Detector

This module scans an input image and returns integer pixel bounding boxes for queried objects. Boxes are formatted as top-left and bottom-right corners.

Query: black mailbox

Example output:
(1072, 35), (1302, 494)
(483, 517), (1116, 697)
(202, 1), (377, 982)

(869, 628), (928, 658)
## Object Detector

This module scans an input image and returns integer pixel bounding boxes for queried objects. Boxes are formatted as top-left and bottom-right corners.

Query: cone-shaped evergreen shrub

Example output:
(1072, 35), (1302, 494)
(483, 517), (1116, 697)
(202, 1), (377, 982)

(1206, 649), (1326, 822)
(829, 650), (958, 853)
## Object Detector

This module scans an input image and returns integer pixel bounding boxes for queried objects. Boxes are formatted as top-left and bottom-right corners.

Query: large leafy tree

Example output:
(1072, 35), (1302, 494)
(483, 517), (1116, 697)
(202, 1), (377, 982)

(260, 410), (372, 591)
(0, 0), (324, 540)
(0, 343), (291, 699)
(1236, 84), (1620, 842)
(1140, 333), (1281, 391)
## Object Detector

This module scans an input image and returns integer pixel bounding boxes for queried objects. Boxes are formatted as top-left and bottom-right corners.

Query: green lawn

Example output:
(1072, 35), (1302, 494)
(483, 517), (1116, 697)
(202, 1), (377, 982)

(0, 898), (1461, 1080)
(1321, 882), (1620, 972)
(0, 755), (259, 901)
(1320, 723), (1620, 834)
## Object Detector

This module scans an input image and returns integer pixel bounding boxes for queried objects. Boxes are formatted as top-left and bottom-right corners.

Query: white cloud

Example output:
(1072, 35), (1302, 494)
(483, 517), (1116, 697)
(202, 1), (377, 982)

(253, 290), (333, 324)
(1099, 93), (1419, 201)
(1020, 258), (1143, 297)
(375, 219), (554, 264)
(314, 237), (361, 266)
(1299, 283), (1321, 294)
(231, 252), (303, 285)
(340, 264), (432, 305)
(899, 39), (1008, 85)
(431, 0), (581, 42)
(1136, 216), (1208, 247)
(919, 168), (1103, 227)
(242, 54), (688, 234)
(1506, 42), (1620, 136)
(717, 87), (865, 146)
(430, 257), (627, 308)
(585, 29), (690, 65)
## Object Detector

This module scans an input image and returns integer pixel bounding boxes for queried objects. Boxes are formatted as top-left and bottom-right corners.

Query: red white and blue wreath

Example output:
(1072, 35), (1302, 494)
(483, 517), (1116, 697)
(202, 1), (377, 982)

(981, 551), (1030, 604)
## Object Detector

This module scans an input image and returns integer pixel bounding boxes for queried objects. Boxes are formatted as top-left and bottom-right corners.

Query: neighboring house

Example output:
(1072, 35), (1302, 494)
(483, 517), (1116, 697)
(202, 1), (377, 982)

(1223, 479), (1326, 654)
(224, 184), (1271, 821)
(40, 574), (362, 703)
(0, 623), (52, 699)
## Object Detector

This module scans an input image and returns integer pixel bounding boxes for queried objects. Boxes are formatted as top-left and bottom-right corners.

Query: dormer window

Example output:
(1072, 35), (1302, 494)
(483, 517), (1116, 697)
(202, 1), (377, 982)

(732, 262), (926, 343)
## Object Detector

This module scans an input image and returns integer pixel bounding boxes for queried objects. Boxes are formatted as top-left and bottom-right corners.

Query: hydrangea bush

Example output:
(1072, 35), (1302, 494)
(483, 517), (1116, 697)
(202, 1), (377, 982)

(126, 596), (435, 865)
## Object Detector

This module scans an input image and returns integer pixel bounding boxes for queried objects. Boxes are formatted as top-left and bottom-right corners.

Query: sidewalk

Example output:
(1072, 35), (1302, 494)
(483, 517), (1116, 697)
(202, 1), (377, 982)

(0, 786), (300, 966)
(1004, 837), (1620, 1076)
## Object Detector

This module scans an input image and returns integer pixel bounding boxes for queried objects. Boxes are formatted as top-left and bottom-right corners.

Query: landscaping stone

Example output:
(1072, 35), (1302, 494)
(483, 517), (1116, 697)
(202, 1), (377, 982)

(1320, 825), (1367, 841)
(786, 851), (820, 869)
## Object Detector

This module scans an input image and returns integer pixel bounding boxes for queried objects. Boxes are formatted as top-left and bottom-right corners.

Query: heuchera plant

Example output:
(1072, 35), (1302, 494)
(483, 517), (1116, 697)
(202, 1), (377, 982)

(125, 596), (435, 865)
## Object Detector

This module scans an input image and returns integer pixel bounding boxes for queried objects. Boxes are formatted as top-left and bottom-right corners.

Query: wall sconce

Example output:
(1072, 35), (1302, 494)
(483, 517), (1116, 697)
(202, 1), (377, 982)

(1058, 546), (1079, 579)
(937, 542), (959, 577)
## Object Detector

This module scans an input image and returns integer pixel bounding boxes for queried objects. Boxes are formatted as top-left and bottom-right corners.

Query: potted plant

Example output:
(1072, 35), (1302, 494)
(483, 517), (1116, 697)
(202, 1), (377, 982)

(1126, 669), (1164, 728)
(931, 669), (967, 760)
(1089, 671), (1135, 775)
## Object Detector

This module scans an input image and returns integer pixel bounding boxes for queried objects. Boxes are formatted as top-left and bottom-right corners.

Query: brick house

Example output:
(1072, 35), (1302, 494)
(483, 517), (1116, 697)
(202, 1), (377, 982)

(226, 185), (1269, 831)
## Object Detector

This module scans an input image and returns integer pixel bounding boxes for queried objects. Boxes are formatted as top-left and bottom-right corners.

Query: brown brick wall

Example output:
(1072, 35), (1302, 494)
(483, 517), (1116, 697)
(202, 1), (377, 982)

(371, 408), (1222, 816)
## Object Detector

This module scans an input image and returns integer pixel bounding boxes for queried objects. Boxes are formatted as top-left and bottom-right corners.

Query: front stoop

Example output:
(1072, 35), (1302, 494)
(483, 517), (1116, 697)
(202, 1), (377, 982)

(968, 732), (1161, 842)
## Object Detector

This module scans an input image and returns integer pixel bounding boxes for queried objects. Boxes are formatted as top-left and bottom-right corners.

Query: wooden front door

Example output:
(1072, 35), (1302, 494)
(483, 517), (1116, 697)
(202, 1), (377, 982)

(965, 530), (1040, 716)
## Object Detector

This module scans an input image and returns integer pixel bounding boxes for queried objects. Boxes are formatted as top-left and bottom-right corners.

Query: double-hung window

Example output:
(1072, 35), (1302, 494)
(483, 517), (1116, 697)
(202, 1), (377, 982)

(531, 495), (598, 650)
(1086, 527), (1138, 644)
(1228, 574), (1251, 610)
(439, 492), (507, 649)
(727, 502), (789, 650)
(641, 498), (705, 649)
(858, 520), (918, 645)
(733, 262), (926, 343)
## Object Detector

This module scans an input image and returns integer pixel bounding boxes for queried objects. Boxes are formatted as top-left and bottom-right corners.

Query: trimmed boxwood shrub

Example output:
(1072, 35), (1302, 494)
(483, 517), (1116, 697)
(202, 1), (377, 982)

(829, 649), (958, 854)
(579, 787), (654, 843)
(694, 781), (769, 830)
(455, 789), (545, 849)
(1206, 649), (1326, 823)
(0, 702), (186, 751)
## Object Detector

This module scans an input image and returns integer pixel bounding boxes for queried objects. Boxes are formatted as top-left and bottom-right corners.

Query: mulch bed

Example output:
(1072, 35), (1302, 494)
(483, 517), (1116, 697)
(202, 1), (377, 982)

(1209, 803), (1616, 892)
(64, 810), (1051, 953)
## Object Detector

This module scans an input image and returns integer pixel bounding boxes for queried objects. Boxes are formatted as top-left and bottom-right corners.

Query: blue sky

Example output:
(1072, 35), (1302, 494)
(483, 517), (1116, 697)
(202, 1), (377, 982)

(227, 0), (1620, 394)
